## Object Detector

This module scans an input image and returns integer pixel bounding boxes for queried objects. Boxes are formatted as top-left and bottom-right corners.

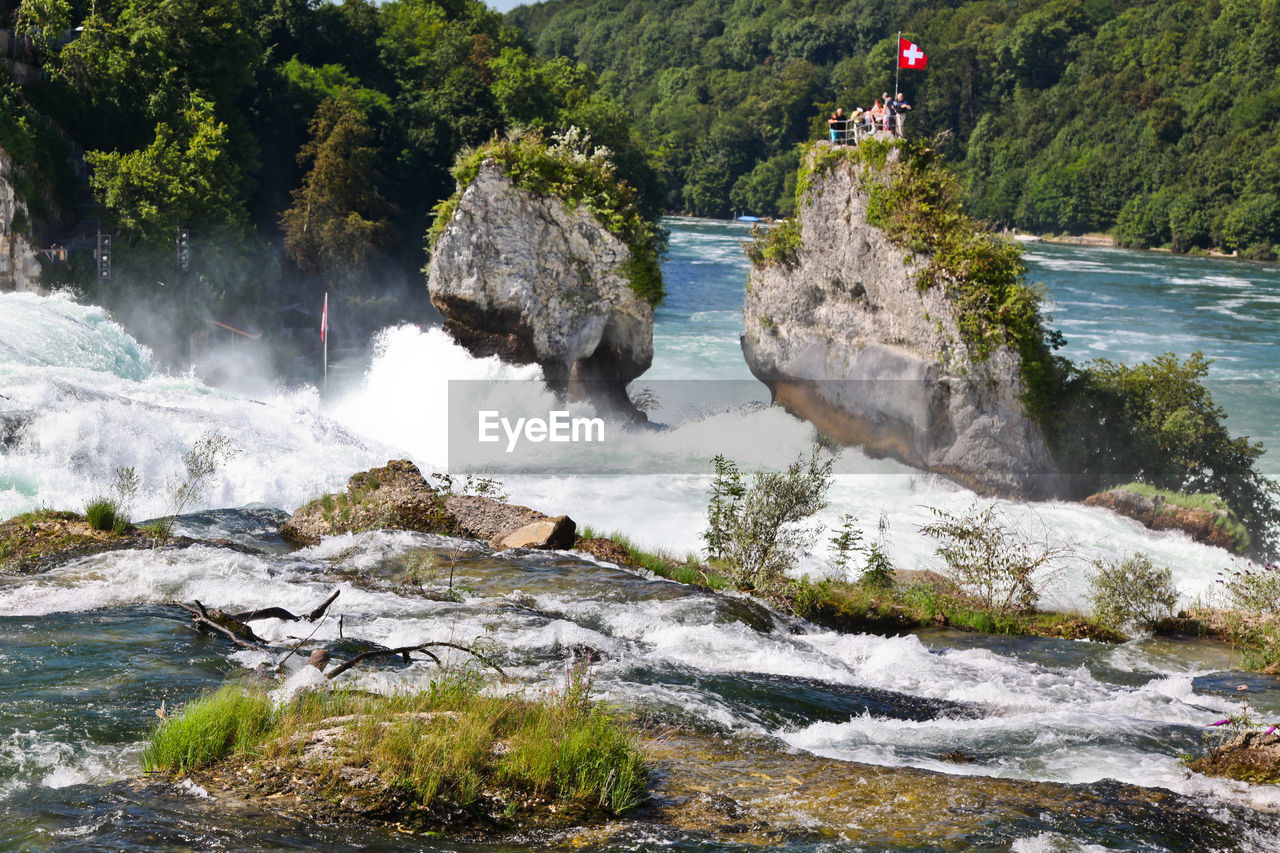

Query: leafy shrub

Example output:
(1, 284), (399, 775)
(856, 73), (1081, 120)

(703, 449), (835, 602)
(920, 503), (1069, 613)
(1089, 553), (1178, 630)
(429, 126), (666, 306)
(703, 454), (746, 561)
(743, 218), (802, 268)
(1046, 352), (1280, 557)
(1219, 561), (1280, 616)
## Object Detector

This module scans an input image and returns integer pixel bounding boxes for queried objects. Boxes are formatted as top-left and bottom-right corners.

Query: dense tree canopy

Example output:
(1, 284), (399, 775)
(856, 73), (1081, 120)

(510, 0), (1280, 256)
(7, 0), (660, 332)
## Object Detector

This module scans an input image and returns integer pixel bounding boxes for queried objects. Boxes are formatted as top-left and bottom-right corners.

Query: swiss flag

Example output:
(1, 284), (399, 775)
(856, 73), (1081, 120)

(321, 293), (328, 342)
(898, 38), (928, 69)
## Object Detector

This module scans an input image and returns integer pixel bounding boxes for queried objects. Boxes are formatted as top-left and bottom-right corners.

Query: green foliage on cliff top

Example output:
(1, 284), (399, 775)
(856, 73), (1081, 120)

(429, 127), (666, 306)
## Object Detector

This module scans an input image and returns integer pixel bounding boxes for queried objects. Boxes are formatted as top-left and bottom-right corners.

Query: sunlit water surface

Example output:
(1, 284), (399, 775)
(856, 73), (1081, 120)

(2, 223), (1280, 850)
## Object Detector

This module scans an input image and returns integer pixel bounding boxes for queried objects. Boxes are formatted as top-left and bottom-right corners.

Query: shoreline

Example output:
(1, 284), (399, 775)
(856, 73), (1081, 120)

(1016, 230), (1251, 262)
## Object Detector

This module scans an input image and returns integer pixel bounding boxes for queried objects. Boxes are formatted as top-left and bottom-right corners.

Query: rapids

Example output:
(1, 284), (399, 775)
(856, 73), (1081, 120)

(2, 223), (1280, 850)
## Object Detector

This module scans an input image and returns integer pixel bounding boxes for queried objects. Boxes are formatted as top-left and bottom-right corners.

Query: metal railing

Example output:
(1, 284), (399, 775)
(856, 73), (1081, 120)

(827, 116), (906, 145)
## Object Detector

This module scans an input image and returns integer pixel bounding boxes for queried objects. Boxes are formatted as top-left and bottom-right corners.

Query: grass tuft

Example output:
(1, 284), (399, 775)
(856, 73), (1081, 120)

(580, 526), (730, 590)
(142, 683), (274, 773)
(144, 672), (648, 820)
(84, 498), (119, 533)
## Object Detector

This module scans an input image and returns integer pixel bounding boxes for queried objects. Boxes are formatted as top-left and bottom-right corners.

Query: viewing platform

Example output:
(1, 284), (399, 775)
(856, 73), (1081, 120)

(826, 121), (904, 146)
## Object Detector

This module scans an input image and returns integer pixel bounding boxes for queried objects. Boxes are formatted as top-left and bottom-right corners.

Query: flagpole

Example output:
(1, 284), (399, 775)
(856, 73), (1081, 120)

(322, 292), (328, 396)
(895, 31), (901, 102)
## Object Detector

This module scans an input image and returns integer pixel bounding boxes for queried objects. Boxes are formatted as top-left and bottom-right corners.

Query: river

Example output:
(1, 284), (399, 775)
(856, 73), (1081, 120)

(1, 220), (1279, 850)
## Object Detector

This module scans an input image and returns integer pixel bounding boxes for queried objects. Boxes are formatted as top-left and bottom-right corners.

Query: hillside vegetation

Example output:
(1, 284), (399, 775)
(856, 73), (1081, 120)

(511, 0), (1280, 257)
(1, 0), (662, 349)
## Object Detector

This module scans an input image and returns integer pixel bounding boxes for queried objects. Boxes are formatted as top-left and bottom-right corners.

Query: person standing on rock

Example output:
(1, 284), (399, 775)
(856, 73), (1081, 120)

(850, 108), (866, 143)
(870, 98), (886, 134)
(828, 107), (849, 144)
(892, 93), (912, 137)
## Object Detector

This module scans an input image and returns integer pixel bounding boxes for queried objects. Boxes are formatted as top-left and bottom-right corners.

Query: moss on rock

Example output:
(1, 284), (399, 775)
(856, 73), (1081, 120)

(0, 509), (150, 574)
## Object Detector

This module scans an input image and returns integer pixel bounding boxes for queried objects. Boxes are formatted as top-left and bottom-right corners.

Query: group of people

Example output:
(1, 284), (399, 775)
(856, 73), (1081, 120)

(827, 92), (911, 144)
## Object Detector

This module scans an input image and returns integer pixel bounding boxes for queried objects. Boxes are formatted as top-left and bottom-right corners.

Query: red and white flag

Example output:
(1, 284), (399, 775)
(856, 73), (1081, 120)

(321, 293), (328, 342)
(898, 38), (928, 69)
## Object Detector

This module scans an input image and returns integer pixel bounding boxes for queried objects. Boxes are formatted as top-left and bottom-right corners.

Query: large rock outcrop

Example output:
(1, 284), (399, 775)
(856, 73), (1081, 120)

(741, 145), (1060, 499)
(280, 460), (576, 551)
(0, 148), (42, 294)
(427, 159), (653, 418)
(1083, 486), (1249, 553)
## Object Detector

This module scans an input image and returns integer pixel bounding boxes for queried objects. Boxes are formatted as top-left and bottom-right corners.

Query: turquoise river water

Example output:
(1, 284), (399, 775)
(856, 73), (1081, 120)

(0, 220), (1279, 850)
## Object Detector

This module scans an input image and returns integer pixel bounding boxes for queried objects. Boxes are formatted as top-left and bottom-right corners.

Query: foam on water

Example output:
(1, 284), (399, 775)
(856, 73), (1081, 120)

(5, 229), (1280, 843)
(0, 727), (136, 800)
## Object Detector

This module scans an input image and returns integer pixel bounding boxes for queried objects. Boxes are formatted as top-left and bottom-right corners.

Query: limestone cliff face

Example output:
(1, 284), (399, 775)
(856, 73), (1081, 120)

(741, 147), (1060, 499)
(427, 159), (653, 417)
(0, 148), (42, 294)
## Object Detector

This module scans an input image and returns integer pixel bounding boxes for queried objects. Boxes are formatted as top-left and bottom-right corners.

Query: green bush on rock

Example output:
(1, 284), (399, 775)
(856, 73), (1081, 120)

(428, 127), (666, 306)
(1089, 553), (1178, 631)
(143, 672), (648, 823)
(920, 503), (1069, 614)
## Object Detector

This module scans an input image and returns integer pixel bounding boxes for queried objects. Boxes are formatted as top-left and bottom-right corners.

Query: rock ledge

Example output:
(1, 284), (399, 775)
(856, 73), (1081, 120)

(280, 460), (575, 550)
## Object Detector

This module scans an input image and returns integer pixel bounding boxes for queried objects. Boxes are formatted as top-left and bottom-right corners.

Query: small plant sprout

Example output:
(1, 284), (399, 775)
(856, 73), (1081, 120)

(112, 466), (140, 526)
(860, 511), (896, 589)
(828, 513), (864, 579)
(152, 432), (239, 546)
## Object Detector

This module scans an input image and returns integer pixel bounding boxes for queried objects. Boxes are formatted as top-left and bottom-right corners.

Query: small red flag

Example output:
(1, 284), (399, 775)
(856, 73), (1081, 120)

(898, 38), (928, 69)
(321, 293), (328, 342)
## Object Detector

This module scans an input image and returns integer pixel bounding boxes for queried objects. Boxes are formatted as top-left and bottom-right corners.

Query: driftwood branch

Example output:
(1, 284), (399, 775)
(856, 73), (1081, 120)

(171, 592), (504, 683)
(176, 601), (264, 649)
(326, 641), (505, 680)
(233, 589), (340, 624)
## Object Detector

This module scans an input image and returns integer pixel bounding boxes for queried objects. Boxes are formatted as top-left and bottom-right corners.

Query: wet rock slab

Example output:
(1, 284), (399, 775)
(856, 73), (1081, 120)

(280, 460), (575, 550)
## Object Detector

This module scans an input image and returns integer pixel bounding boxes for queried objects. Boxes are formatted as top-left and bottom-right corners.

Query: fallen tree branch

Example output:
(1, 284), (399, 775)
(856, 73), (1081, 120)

(326, 640), (505, 680)
(233, 589), (341, 624)
(176, 601), (265, 649)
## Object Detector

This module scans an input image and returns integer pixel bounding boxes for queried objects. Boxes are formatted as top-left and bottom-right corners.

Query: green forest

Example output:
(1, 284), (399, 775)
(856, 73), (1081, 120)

(512, 0), (1280, 258)
(4, 0), (1280, 350)
(0, 0), (658, 350)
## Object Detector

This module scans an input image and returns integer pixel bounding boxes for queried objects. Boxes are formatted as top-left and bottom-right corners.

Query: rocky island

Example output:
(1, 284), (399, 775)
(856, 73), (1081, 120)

(426, 130), (665, 419)
(741, 139), (1060, 499)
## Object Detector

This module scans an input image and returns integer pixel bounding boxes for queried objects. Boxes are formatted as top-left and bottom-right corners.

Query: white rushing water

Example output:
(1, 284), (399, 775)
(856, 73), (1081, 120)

(3, 231), (1280, 844)
(0, 288), (1252, 612)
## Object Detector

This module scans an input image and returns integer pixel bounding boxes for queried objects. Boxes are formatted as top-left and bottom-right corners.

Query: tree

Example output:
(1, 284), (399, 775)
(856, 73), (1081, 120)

(86, 95), (247, 242)
(280, 94), (394, 287)
(15, 0), (72, 54)
(703, 449), (834, 600)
